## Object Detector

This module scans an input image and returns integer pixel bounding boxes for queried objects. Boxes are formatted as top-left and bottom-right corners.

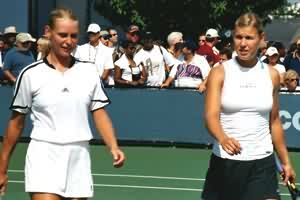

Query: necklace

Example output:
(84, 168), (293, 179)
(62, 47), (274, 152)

(88, 43), (99, 63)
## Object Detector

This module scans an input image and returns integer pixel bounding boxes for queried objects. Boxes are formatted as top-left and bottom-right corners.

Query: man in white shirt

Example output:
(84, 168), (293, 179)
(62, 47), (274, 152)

(74, 23), (114, 83)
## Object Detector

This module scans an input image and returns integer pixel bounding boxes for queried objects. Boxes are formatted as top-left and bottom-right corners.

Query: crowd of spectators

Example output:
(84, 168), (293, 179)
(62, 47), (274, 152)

(0, 23), (300, 92)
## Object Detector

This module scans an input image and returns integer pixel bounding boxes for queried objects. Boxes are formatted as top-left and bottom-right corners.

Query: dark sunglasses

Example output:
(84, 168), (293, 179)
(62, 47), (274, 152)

(102, 35), (111, 40)
(110, 33), (118, 37)
(288, 78), (298, 82)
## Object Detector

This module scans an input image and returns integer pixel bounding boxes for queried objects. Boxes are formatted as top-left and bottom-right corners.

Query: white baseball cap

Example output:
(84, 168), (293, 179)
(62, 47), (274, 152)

(87, 23), (101, 33)
(4, 26), (17, 34)
(205, 28), (220, 38)
(265, 46), (279, 56)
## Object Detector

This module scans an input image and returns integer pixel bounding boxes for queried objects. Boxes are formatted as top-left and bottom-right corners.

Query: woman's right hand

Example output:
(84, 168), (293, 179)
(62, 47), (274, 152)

(220, 137), (241, 155)
(0, 171), (8, 195)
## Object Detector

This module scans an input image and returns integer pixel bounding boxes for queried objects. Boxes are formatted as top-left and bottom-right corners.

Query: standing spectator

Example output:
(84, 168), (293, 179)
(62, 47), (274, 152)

(36, 36), (51, 60)
(134, 32), (178, 87)
(107, 27), (119, 48)
(3, 26), (18, 51)
(161, 41), (210, 91)
(99, 30), (111, 47)
(197, 32), (206, 48)
(202, 12), (295, 200)
(196, 28), (221, 66)
(283, 36), (300, 75)
(126, 24), (140, 44)
(273, 41), (286, 63)
(3, 33), (35, 84)
(0, 37), (6, 83)
(114, 40), (147, 87)
(265, 46), (286, 86)
(74, 23), (114, 83)
(0, 8), (125, 200)
(125, 24), (143, 53)
(166, 32), (183, 56)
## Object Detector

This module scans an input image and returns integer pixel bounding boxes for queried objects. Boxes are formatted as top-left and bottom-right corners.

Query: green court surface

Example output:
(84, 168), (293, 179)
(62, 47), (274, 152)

(3, 143), (300, 200)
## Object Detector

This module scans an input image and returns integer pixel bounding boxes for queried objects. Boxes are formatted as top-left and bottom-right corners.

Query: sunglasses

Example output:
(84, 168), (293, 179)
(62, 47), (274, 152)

(198, 39), (205, 42)
(286, 78), (298, 82)
(102, 35), (111, 40)
(110, 33), (118, 37)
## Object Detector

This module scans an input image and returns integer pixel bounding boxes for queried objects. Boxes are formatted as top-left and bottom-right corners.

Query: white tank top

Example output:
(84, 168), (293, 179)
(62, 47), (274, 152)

(212, 58), (274, 160)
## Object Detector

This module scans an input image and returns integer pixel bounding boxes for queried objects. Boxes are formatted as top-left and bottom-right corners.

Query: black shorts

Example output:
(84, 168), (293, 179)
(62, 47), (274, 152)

(202, 153), (280, 200)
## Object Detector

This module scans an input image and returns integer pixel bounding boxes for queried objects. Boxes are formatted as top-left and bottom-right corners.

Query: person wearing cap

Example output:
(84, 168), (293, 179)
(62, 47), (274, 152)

(2, 32), (35, 84)
(196, 28), (221, 67)
(126, 24), (140, 44)
(161, 41), (210, 92)
(99, 30), (111, 46)
(3, 26), (18, 50)
(265, 46), (286, 86)
(74, 23), (114, 83)
(283, 36), (300, 75)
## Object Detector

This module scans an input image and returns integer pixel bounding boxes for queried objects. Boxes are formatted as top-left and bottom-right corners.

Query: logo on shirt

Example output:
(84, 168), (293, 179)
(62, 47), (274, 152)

(240, 82), (256, 89)
(62, 88), (69, 92)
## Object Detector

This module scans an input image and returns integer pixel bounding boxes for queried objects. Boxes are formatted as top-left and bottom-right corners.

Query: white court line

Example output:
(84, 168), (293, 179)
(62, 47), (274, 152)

(7, 180), (292, 196)
(8, 170), (204, 181)
(9, 170), (300, 186)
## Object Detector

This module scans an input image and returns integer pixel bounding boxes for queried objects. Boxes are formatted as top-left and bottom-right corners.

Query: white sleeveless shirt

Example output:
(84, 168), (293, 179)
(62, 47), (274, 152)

(212, 58), (274, 160)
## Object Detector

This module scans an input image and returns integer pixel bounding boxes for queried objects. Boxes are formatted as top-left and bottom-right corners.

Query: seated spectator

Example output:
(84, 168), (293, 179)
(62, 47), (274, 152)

(173, 42), (184, 60)
(134, 32), (178, 87)
(114, 40), (147, 87)
(161, 41), (211, 92)
(166, 32), (183, 56)
(265, 46), (286, 86)
(258, 40), (268, 61)
(213, 47), (233, 67)
(3, 32), (35, 84)
(282, 69), (299, 92)
(36, 36), (50, 60)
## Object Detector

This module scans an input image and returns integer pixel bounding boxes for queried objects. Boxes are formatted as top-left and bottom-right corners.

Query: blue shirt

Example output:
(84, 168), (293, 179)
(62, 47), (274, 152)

(3, 47), (35, 78)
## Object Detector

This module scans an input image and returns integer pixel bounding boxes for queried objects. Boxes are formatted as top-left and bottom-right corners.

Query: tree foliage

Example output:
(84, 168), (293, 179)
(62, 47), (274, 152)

(94, 0), (288, 40)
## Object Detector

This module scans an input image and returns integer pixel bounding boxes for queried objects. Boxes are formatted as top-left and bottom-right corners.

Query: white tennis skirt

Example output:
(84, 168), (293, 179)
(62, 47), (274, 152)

(25, 139), (93, 198)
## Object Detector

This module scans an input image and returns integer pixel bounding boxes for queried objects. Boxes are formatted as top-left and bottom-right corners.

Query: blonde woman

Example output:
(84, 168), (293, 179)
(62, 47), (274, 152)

(283, 69), (299, 92)
(36, 36), (50, 60)
(202, 12), (295, 200)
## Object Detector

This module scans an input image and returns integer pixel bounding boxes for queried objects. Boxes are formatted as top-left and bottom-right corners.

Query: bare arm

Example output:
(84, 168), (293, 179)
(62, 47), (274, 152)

(101, 68), (111, 81)
(204, 66), (241, 155)
(92, 108), (125, 167)
(269, 67), (296, 183)
(160, 76), (174, 88)
(0, 111), (26, 193)
(3, 70), (16, 83)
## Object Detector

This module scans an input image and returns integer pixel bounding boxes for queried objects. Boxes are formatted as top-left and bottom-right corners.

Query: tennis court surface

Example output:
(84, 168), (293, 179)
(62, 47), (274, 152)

(4, 143), (300, 200)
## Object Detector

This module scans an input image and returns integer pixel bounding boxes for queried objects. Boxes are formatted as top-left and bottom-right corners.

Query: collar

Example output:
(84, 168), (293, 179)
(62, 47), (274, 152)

(44, 56), (76, 69)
